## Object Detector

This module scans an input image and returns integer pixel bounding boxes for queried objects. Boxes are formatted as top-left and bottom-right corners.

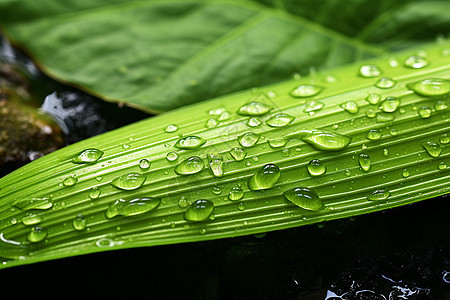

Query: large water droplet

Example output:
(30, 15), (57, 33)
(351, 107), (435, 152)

(340, 101), (359, 114)
(304, 101), (324, 114)
(174, 156), (204, 175)
(358, 153), (371, 172)
(367, 129), (382, 140)
(421, 141), (442, 157)
(110, 173), (146, 190)
(62, 176), (77, 187)
(72, 148), (103, 164)
(27, 226), (47, 243)
(299, 130), (352, 151)
(290, 85), (323, 98)
(237, 102), (271, 116)
(174, 136), (206, 149)
(407, 78), (450, 96)
(359, 64), (382, 77)
(230, 147), (247, 161)
(265, 113), (295, 127)
(367, 189), (390, 201)
(164, 124), (178, 133)
(283, 187), (324, 211)
(404, 55), (428, 69)
(14, 197), (53, 211)
(228, 185), (244, 201)
(307, 159), (326, 176)
(238, 132), (259, 148)
(0, 233), (29, 259)
(418, 106), (432, 118)
(22, 214), (42, 225)
(248, 164), (281, 190)
(184, 199), (214, 222)
(375, 77), (396, 89)
(73, 214), (86, 231)
(139, 159), (151, 171)
(366, 94), (381, 105)
(379, 97), (400, 113)
(208, 153), (224, 177)
(106, 197), (161, 218)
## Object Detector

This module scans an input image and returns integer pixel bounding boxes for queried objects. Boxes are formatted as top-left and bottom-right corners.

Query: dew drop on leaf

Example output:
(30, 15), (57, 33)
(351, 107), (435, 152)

(166, 151), (178, 162)
(62, 176), (77, 187)
(403, 55), (428, 69)
(22, 214), (42, 226)
(438, 162), (447, 170)
(265, 113), (295, 127)
(359, 64), (382, 78)
(27, 226), (47, 243)
(402, 169), (410, 178)
(418, 106), (432, 118)
(246, 117), (262, 127)
(367, 189), (391, 201)
(211, 185), (222, 195)
(248, 164), (281, 191)
(375, 77), (396, 89)
(110, 173), (146, 190)
(237, 102), (271, 116)
(379, 97), (400, 113)
(238, 132), (259, 148)
(435, 100), (447, 111)
(283, 187), (324, 211)
(208, 107), (226, 116)
(174, 136), (206, 149)
(73, 214), (86, 231)
(421, 141), (442, 157)
(218, 111), (231, 121)
(178, 196), (189, 208)
(307, 159), (326, 176)
(164, 124), (178, 133)
(208, 153), (224, 177)
(407, 78), (450, 96)
(340, 101), (359, 114)
(174, 156), (204, 175)
(358, 153), (371, 172)
(13, 197), (53, 211)
(300, 130), (352, 151)
(376, 113), (395, 123)
(89, 187), (101, 199)
(290, 84), (323, 98)
(268, 138), (288, 148)
(237, 202), (246, 211)
(184, 199), (214, 222)
(365, 93), (381, 105)
(228, 185), (244, 201)
(72, 148), (103, 164)
(440, 133), (449, 144)
(0, 233), (29, 259)
(106, 197), (161, 218)
(139, 159), (151, 171)
(205, 118), (218, 128)
(367, 129), (382, 140)
(229, 147), (247, 161)
(304, 101), (324, 113)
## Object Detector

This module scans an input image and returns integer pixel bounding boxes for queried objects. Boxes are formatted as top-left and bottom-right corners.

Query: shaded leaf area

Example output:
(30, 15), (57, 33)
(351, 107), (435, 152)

(0, 0), (385, 112)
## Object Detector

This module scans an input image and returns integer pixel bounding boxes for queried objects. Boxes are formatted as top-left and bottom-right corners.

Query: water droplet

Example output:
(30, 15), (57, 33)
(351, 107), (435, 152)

(211, 185), (222, 195)
(407, 78), (450, 96)
(344, 169), (351, 176)
(418, 106), (432, 118)
(435, 100), (447, 111)
(290, 84), (323, 98)
(340, 101), (359, 114)
(166, 151), (178, 162)
(72, 148), (103, 164)
(164, 124), (178, 133)
(438, 162), (447, 170)
(366, 94), (381, 105)
(89, 187), (101, 199)
(299, 130), (352, 151)
(389, 57), (399, 67)
(139, 159), (151, 171)
(367, 189), (390, 201)
(304, 101), (324, 113)
(440, 133), (449, 144)
(359, 64), (382, 77)
(208, 107), (226, 116)
(73, 214), (86, 231)
(283, 187), (324, 211)
(268, 138), (288, 148)
(404, 55), (428, 69)
(21, 213), (42, 226)
(238, 132), (259, 148)
(228, 185), (244, 201)
(248, 164), (281, 191)
(376, 113), (395, 123)
(383, 148), (389, 156)
(307, 159), (326, 176)
(178, 196), (189, 208)
(237, 202), (246, 211)
(14, 197), (53, 211)
(375, 77), (396, 89)
(106, 197), (161, 218)
(208, 153), (224, 177)
(379, 97), (400, 112)
(174, 156), (204, 175)
(230, 147), (247, 161)
(27, 226), (47, 243)
(184, 199), (214, 222)
(237, 102), (271, 116)
(96, 238), (114, 248)
(174, 136), (206, 149)
(390, 128), (399, 136)
(246, 117), (262, 127)
(0, 233), (29, 259)
(218, 111), (231, 121)
(205, 118), (218, 128)
(421, 141), (442, 157)
(110, 173), (146, 190)
(366, 109), (377, 118)
(62, 176), (78, 187)
(265, 113), (295, 127)
(402, 169), (410, 178)
(122, 144), (130, 149)
(358, 153), (371, 172)
(367, 129), (382, 140)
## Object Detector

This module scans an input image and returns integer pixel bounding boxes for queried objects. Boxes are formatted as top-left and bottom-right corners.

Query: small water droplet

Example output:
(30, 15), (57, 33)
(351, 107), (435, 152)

(178, 196), (189, 208)
(211, 185), (222, 195)
(174, 136), (206, 149)
(89, 187), (101, 199)
(407, 78), (450, 96)
(383, 148), (389, 156)
(402, 169), (410, 178)
(307, 159), (326, 176)
(268, 138), (288, 148)
(22, 214), (42, 226)
(248, 164), (281, 190)
(390, 128), (399, 136)
(435, 100), (447, 111)
(205, 118), (218, 128)
(340, 101), (359, 114)
(72, 148), (103, 164)
(366, 109), (377, 118)
(218, 111), (231, 121)
(379, 97), (400, 113)
(440, 133), (449, 144)
(344, 169), (351, 176)
(367, 189), (390, 201)
(164, 124), (178, 133)
(359, 64), (382, 77)
(96, 238), (114, 248)
(299, 130), (352, 151)
(73, 214), (86, 231)
(418, 106), (432, 118)
(122, 144), (130, 149)
(0, 233), (29, 259)
(139, 159), (151, 171)
(110, 173), (146, 190)
(174, 156), (204, 175)
(184, 199), (214, 222)
(27, 226), (47, 243)
(304, 101), (324, 113)
(62, 176), (78, 187)
(290, 84), (323, 98)
(246, 117), (262, 127)
(367, 129), (382, 140)
(238, 132), (259, 148)
(208, 153), (224, 177)
(230, 147), (247, 161)
(166, 151), (179, 162)
(265, 113), (295, 127)
(421, 141), (442, 157)
(237, 202), (246, 211)
(283, 187), (324, 211)
(358, 153), (371, 172)
(389, 57), (399, 67)
(208, 107), (226, 116)
(228, 185), (244, 201)
(404, 55), (428, 69)
(376, 113), (395, 123)
(237, 102), (271, 116)
(375, 77), (396, 89)
(438, 162), (447, 170)
(366, 94), (381, 105)
(106, 197), (161, 218)
(14, 197), (53, 211)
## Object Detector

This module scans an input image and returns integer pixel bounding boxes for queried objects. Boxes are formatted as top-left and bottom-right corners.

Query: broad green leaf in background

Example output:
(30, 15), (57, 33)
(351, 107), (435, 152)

(0, 43), (448, 268)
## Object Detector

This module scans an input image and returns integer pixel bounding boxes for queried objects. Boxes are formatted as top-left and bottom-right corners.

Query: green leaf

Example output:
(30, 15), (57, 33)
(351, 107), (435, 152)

(0, 42), (448, 268)
(0, 0), (386, 113)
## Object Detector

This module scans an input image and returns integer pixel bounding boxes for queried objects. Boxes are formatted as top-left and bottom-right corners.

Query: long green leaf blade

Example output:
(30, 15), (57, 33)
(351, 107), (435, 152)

(0, 43), (448, 268)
